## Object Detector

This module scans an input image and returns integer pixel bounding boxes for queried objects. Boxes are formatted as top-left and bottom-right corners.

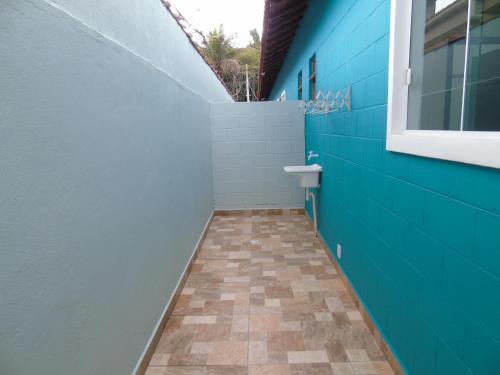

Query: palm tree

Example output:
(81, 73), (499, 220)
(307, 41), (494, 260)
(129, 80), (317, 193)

(248, 28), (261, 50)
(201, 25), (235, 72)
(197, 26), (260, 101)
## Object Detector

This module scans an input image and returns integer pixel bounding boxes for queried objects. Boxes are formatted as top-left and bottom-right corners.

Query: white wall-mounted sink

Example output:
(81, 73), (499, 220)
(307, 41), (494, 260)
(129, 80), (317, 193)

(284, 164), (322, 188)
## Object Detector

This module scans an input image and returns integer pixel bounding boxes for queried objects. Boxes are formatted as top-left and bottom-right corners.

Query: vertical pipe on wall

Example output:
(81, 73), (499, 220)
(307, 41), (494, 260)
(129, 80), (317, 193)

(246, 64), (250, 102)
(306, 187), (318, 236)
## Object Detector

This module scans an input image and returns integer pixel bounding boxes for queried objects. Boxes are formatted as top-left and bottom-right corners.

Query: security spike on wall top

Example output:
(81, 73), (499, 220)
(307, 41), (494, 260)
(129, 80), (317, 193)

(304, 85), (351, 115)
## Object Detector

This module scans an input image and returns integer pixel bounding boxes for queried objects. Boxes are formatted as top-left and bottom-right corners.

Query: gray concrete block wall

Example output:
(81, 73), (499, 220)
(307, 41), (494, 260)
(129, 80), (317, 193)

(211, 102), (306, 209)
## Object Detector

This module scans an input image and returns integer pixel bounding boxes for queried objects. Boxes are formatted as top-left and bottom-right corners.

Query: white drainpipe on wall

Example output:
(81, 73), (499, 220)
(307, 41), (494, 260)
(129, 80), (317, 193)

(306, 187), (318, 236)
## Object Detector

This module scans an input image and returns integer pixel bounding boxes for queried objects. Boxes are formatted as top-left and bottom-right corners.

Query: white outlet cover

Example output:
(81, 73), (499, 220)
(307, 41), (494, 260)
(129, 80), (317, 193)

(337, 244), (342, 259)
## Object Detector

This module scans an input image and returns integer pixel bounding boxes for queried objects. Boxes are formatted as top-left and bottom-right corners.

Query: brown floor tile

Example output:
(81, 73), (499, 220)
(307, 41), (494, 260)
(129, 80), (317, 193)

(325, 340), (349, 362)
(267, 331), (305, 352)
(194, 324), (232, 342)
(372, 361), (395, 375)
(264, 286), (294, 299)
(146, 212), (394, 375)
(149, 353), (170, 366)
(168, 353), (207, 366)
(207, 341), (248, 366)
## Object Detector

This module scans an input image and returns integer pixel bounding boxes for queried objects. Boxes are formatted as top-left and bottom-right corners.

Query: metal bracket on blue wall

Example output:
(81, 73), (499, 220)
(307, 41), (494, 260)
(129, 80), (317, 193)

(304, 85), (351, 115)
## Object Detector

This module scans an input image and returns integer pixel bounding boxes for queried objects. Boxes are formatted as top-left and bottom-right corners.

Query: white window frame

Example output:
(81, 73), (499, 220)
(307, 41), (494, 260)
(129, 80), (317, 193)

(386, 0), (500, 170)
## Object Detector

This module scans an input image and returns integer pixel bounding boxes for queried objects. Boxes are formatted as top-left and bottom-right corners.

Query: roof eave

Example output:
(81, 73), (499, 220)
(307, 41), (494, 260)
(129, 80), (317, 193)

(258, 0), (308, 100)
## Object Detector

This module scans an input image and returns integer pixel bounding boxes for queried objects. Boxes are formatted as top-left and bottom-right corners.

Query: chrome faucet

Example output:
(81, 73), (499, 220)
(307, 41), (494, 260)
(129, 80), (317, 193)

(308, 150), (319, 161)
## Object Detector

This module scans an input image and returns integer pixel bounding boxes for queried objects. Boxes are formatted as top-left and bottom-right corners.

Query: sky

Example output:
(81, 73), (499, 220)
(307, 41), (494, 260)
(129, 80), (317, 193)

(171, 0), (265, 48)
(435, 0), (456, 12)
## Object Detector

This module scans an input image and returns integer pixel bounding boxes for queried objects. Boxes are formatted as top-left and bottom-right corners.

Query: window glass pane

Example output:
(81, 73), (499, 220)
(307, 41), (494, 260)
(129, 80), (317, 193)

(408, 0), (468, 130)
(309, 54), (316, 100)
(298, 71), (303, 100)
(463, 0), (500, 131)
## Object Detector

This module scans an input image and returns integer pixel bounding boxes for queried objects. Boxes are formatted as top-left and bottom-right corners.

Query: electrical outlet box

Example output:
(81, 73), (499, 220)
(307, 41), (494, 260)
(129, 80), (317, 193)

(337, 244), (342, 259)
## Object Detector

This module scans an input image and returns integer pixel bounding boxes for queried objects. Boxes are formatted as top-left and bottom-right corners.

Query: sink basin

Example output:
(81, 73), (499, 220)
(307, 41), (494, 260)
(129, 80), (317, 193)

(284, 164), (322, 188)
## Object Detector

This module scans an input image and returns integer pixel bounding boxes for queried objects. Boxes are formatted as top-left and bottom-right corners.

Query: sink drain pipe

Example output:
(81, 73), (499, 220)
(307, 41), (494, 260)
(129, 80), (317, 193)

(306, 187), (318, 236)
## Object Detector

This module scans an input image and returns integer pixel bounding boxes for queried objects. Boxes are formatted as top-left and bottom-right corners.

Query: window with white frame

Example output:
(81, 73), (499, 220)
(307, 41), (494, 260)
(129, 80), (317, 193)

(309, 54), (317, 100)
(387, 0), (500, 169)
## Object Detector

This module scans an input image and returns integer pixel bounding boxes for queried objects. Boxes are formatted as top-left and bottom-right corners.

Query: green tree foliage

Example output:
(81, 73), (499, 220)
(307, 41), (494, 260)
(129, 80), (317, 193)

(248, 28), (261, 50)
(201, 25), (235, 72)
(234, 48), (260, 67)
(200, 27), (261, 101)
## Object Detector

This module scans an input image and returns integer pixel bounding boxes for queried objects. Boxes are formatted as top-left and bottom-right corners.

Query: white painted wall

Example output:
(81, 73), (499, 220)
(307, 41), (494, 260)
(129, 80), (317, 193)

(48, 0), (232, 102)
(0, 1), (226, 374)
(211, 102), (305, 209)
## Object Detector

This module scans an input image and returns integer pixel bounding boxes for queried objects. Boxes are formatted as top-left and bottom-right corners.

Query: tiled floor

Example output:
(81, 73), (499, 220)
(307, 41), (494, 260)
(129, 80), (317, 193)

(146, 211), (394, 375)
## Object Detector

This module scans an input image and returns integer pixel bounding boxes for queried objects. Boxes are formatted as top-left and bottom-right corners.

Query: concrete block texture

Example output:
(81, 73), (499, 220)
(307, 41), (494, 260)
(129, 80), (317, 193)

(268, 0), (500, 374)
(211, 101), (305, 209)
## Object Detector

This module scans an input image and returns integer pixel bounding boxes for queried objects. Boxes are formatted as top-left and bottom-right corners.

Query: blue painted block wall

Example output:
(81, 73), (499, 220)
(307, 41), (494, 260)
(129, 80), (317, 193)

(270, 1), (500, 374)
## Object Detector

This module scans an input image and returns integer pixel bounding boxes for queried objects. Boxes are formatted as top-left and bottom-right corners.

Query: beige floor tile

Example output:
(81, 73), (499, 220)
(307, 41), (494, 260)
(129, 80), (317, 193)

(314, 312), (333, 321)
(280, 321), (302, 331)
(146, 212), (393, 374)
(263, 271), (277, 277)
(287, 350), (330, 364)
(232, 314), (249, 333)
(250, 364), (290, 375)
(158, 367), (205, 375)
(221, 293), (236, 301)
(325, 297), (345, 312)
(189, 301), (205, 309)
(346, 349), (370, 363)
(191, 342), (214, 354)
(265, 298), (281, 307)
(331, 363), (354, 375)
(291, 279), (322, 293)
(251, 286), (265, 294)
(346, 311), (363, 321)
(183, 316), (217, 325)
(224, 276), (250, 283)
(350, 362), (377, 375)
(249, 341), (268, 365)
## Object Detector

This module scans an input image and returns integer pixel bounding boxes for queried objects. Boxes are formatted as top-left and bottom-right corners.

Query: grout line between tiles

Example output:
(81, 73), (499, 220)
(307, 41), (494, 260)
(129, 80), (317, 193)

(148, 212), (398, 374)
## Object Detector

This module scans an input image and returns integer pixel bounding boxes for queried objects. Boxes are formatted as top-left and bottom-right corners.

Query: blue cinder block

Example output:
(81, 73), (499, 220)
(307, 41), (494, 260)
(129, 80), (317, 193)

(268, 0), (500, 373)
(463, 320), (500, 375)
(474, 212), (500, 278)
(436, 339), (473, 375)
(424, 192), (476, 258)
